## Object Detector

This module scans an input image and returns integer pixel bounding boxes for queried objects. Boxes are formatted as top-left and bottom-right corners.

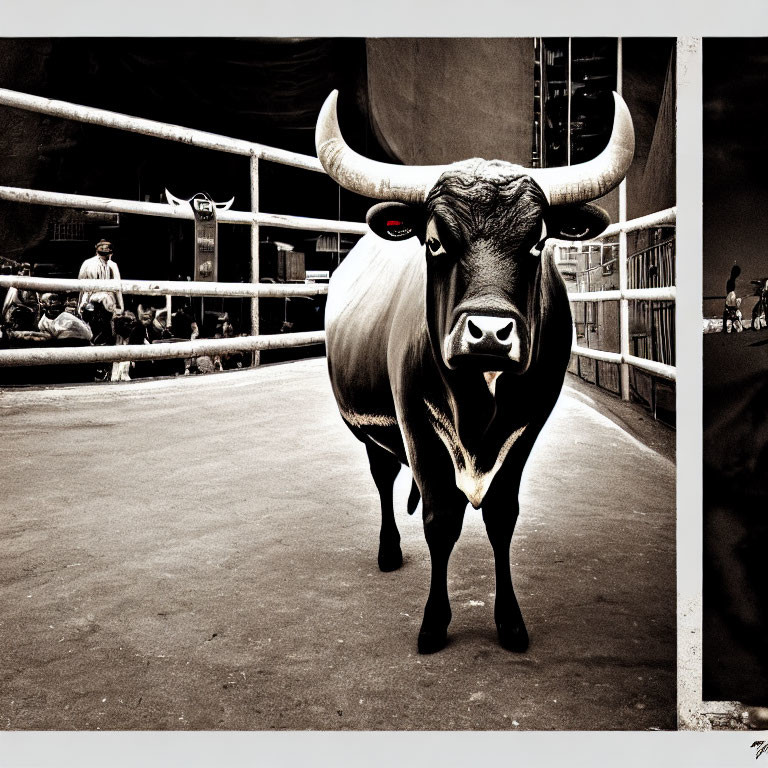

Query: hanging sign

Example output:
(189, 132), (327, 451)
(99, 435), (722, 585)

(165, 189), (234, 282)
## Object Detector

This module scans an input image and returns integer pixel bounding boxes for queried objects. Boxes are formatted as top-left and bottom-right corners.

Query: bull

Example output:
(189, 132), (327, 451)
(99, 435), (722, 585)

(316, 90), (634, 654)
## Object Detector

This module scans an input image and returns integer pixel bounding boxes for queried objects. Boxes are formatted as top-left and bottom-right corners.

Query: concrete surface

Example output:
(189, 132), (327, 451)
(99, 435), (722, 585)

(0, 358), (675, 730)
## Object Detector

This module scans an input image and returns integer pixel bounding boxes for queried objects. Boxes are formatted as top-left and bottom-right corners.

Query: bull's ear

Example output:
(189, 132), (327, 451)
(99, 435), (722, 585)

(545, 203), (611, 241)
(366, 202), (426, 243)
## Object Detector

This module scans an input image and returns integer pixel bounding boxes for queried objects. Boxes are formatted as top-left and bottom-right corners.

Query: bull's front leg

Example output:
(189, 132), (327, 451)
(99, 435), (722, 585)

(482, 492), (529, 652)
(364, 440), (403, 572)
(418, 489), (467, 654)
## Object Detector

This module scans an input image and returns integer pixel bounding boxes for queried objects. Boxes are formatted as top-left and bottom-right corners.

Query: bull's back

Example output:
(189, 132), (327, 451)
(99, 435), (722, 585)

(325, 234), (425, 431)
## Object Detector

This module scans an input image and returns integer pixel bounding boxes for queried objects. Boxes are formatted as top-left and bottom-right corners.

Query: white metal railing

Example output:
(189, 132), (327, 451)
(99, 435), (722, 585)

(568, 286), (676, 303)
(0, 332), (326, 368)
(0, 274), (331, 368)
(0, 88), (324, 170)
(559, 206), (677, 393)
(0, 186), (368, 236)
(0, 88), (369, 370)
(0, 275), (329, 299)
(0, 88), (677, 386)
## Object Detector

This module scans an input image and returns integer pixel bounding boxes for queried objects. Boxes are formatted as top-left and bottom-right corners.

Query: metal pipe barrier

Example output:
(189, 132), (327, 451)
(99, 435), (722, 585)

(558, 206), (677, 394)
(0, 89), (676, 386)
(0, 186), (368, 236)
(572, 346), (676, 381)
(0, 88), (324, 170)
(0, 332), (326, 368)
(0, 275), (329, 298)
(0, 88), (368, 372)
(568, 286), (676, 302)
(0, 274), (329, 367)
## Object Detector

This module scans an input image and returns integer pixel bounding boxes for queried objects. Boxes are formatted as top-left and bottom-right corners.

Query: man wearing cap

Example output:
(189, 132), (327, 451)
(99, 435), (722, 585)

(77, 239), (124, 317)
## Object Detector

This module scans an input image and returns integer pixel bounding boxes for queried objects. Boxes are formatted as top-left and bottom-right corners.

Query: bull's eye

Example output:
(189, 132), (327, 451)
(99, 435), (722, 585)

(427, 237), (446, 256)
(425, 219), (448, 258)
(529, 222), (547, 257)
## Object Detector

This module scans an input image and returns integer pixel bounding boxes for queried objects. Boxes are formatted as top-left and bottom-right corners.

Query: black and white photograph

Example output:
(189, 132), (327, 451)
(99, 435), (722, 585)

(0, 34), (678, 742)
(702, 36), (768, 728)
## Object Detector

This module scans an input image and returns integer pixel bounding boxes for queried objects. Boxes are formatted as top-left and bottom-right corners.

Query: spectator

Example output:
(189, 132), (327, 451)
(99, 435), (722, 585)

(723, 291), (743, 333)
(131, 304), (166, 344)
(722, 265), (742, 334)
(1, 263), (37, 324)
(37, 292), (92, 346)
(752, 278), (768, 331)
(78, 240), (124, 345)
(171, 303), (200, 375)
(213, 312), (238, 371)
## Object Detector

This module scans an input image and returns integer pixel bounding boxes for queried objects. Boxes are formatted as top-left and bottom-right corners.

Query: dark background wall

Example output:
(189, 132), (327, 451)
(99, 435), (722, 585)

(367, 39), (533, 165)
(703, 37), (768, 300)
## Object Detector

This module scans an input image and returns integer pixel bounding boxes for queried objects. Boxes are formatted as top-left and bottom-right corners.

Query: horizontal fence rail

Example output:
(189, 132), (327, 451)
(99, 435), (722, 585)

(0, 88), (324, 171)
(0, 186), (369, 236)
(568, 286), (676, 302)
(0, 88), (676, 394)
(572, 345), (676, 381)
(594, 207), (677, 238)
(0, 332), (326, 368)
(562, 206), (677, 390)
(0, 275), (329, 298)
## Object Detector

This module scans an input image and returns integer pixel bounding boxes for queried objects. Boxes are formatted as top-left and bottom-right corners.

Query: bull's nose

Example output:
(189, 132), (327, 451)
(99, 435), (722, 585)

(462, 315), (521, 360)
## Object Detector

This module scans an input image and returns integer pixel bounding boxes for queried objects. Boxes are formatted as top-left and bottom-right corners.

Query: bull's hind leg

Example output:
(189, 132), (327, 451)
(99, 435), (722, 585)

(418, 490), (467, 654)
(365, 441), (403, 572)
(482, 495), (529, 652)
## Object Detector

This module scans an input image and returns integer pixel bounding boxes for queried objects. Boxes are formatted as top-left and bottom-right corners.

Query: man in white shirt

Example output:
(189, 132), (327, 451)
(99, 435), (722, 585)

(77, 239), (124, 316)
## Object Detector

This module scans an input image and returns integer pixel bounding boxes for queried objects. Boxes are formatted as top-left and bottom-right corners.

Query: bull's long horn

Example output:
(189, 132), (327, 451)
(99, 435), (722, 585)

(528, 92), (635, 206)
(315, 89), (634, 207)
(315, 90), (449, 203)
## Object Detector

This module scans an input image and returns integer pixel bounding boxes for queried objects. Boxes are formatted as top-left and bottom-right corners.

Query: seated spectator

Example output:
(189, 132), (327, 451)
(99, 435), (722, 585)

(37, 292), (92, 346)
(111, 310), (140, 381)
(80, 300), (116, 346)
(213, 312), (235, 371)
(150, 306), (172, 340)
(4, 303), (37, 333)
(171, 304), (200, 375)
(213, 312), (246, 371)
(1, 263), (37, 325)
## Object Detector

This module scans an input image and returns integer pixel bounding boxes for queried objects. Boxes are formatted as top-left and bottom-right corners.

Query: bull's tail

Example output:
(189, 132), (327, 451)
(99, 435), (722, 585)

(407, 479), (420, 515)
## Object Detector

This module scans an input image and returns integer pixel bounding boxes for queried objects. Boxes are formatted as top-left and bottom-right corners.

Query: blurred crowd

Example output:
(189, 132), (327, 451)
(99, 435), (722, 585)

(0, 240), (249, 382)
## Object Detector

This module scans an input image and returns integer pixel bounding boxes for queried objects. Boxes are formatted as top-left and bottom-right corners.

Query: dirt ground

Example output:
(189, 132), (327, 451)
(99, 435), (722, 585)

(0, 358), (675, 730)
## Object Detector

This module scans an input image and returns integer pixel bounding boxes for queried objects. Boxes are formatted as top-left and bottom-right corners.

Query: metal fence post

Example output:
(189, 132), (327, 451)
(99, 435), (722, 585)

(619, 205), (629, 400)
(250, 152), (260, 366)
(617, 37), (630, 401)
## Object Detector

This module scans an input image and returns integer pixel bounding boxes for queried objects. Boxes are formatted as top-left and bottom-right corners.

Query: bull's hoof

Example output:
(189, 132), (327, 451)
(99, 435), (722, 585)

(497, 622), (529, 652)
(378, 544), (403, 572)
(417, 627), (448, 654)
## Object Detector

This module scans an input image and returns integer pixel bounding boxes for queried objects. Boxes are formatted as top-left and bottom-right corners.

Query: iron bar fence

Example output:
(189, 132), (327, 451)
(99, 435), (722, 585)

(557, 206), (677, 396)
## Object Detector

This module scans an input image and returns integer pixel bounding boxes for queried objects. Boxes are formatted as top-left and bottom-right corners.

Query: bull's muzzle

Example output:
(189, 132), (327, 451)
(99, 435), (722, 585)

(444, 313), (526, 371)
